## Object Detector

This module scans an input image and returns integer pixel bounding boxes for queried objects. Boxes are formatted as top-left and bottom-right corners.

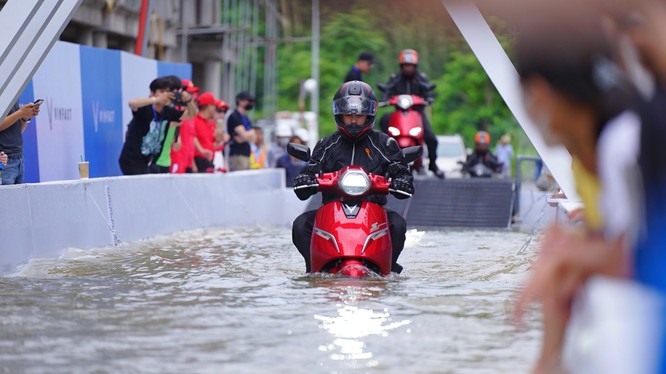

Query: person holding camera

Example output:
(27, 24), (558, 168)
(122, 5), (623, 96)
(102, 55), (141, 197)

(119, 76), (197, 175)
(0, 99), (41, 184)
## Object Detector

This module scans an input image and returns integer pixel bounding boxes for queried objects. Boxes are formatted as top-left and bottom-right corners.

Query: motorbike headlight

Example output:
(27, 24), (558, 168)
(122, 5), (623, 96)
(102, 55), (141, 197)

(408, 127), (422, 136)
(339, 169), (370, 196)
(397, 95), (413, 110)
(388, 126), (400, 136)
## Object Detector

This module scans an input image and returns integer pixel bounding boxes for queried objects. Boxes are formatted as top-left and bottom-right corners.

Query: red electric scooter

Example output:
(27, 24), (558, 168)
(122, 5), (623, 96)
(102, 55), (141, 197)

(378, 83), (435, 174)
(289, 143), (421, 277)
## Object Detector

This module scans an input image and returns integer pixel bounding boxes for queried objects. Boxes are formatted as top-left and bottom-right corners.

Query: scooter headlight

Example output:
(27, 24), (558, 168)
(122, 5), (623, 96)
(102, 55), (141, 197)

(408, 127), (422, 136)
(397, 95), (413, 110)
(339, 169), (370, 196)
(388, 126), (401, 137)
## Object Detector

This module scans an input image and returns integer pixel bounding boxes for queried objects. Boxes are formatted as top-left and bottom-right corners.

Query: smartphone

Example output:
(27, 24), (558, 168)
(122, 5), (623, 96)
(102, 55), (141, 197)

(33, 99), (44, 105)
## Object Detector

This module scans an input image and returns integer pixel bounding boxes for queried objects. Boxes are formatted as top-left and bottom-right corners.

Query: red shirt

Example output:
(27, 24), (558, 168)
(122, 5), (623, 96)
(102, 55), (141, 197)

(170, 118), (195, 173)
(193, 113), (216, 159)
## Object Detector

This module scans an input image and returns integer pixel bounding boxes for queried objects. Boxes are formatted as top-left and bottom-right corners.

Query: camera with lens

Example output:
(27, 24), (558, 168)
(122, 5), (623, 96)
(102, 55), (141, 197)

(172, 89), (186, 106)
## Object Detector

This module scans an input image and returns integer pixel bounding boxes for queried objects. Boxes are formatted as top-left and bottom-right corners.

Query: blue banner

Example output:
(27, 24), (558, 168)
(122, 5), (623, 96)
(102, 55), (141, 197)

(80, 46), (123, 177)
(157, 62), (192, 81)
(19, 81), (38, 183)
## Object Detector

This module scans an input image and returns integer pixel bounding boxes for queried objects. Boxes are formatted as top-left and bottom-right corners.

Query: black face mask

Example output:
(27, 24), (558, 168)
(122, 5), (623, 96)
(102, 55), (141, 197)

(245, 102), (254, 110)
(340, 123), (371, 142)
(402, 69), (416, 78)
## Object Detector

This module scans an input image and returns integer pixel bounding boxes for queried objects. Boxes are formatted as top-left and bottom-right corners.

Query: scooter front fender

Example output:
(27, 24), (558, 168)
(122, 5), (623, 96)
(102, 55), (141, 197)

(310, 201), (393, 275)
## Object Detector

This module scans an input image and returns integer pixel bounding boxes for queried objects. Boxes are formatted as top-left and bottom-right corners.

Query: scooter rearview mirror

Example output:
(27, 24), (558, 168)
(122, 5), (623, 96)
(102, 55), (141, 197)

(402, 146), (423, 164)
(287, 142), (311, 162)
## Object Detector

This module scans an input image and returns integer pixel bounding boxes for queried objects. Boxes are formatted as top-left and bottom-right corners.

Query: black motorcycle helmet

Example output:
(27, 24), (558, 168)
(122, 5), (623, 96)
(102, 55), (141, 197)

(332, 81), (378, 142)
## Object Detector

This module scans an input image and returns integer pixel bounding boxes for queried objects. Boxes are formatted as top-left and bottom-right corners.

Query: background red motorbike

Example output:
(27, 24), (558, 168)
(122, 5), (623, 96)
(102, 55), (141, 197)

(289, 143), (420, 277)
(377, 83), (435, 174)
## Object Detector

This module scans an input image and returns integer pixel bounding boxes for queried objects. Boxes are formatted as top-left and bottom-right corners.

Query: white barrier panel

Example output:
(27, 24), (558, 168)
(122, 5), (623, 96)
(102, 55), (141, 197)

(0, 170), (309, 274)
(32, 41), (85, 182)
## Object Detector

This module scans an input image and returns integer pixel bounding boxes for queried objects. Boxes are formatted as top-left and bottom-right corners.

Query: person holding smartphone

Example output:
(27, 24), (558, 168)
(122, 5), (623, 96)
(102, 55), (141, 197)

(0, 99), (41, 185)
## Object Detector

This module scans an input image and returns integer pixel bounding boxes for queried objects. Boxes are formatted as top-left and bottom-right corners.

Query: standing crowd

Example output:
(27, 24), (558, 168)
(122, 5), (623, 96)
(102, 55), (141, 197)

(117, 75), (309, 184)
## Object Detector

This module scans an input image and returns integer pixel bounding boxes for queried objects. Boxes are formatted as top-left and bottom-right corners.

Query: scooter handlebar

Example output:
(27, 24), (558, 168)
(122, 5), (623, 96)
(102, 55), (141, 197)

(368, 173), (391, 195)
(315, 168), (391, 196)
(388, 188), (412, 197)
(382, 94), (431, 108)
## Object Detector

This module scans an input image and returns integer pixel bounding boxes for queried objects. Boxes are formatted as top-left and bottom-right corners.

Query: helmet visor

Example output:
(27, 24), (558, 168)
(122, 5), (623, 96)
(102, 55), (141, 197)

(332, 96), (377, 116)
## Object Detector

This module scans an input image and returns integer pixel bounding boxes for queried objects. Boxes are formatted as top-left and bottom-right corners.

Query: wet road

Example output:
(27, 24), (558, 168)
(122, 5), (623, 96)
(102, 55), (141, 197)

(0, 227), (541, 373)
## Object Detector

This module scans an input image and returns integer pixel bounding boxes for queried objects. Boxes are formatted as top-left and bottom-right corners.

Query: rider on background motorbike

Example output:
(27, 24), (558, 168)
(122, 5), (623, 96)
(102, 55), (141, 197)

(292, 81), (414, 273)
(379, 49), (445, 179)
(461, 131), (503, 175)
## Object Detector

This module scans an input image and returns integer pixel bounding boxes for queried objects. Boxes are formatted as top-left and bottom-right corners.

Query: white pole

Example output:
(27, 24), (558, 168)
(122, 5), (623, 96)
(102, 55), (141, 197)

(0, 0), (84, 118)
(310, 0), (320, 142)
(443, 0), (577, 200)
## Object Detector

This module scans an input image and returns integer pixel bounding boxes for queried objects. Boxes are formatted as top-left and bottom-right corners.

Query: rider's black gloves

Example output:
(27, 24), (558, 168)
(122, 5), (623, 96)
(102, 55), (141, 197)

(389, 174), (414, 199)
(293, 172), (318, 200)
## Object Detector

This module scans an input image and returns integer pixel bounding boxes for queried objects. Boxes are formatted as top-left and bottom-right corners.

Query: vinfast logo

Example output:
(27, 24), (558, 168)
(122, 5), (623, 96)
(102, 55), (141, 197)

(92, 100), (115, 132)
(44, 97), (73, 131)
(342, 203), (359, 216)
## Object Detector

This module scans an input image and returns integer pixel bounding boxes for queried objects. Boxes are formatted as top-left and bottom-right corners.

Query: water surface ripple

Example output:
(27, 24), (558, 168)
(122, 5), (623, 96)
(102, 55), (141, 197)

(0, 227), (541, 373)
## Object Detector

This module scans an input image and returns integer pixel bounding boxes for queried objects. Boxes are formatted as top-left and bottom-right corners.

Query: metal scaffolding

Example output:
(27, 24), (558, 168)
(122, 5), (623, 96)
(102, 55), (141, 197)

(263, 0), (279, 119)
(181, 0), (279, 119)
(215, 0), (278, 119)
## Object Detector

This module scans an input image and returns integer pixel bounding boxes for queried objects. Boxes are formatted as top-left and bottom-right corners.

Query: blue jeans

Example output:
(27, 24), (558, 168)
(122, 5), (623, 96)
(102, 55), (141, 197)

(2, 155), (24, 185)
(534, 159), (543, 181)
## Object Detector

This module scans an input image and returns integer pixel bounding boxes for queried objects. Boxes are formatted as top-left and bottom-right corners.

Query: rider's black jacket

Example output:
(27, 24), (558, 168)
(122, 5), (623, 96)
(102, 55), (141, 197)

(299, 130), (412, 206)
(381, 72), (435, 103)
(463, 151), (503, 174)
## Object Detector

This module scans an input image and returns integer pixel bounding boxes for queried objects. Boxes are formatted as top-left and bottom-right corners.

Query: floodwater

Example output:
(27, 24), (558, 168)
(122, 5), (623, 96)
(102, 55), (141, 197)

(0, 227), (542, 373)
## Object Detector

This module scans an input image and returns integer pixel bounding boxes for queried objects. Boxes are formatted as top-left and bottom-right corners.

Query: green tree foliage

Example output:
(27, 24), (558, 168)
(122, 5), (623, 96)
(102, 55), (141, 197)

(427, 19), (534, 156)
(272, 0), (534, 156)
(431, 46), (519, 149)
(318, 9), (387, 135)
(277, 9), (387, 136)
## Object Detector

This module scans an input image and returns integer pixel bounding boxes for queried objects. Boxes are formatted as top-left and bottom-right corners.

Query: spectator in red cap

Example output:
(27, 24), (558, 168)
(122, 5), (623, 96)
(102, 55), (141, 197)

(155, 78), (201, 173)
(215, 99), (229, 113)
(170, 114), (196, 174)
(211, 99), (231, 172)
(182, 79), (200, 102)
(170, 79), (202, 173)
(192, 92), (220, 173)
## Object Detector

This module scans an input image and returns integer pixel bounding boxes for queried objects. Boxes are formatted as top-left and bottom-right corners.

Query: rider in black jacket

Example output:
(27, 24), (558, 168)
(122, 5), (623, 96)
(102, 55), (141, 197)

(292, 81), (414, 273)
(379, 49), (445, 179)
(462, 131), (503, 175)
